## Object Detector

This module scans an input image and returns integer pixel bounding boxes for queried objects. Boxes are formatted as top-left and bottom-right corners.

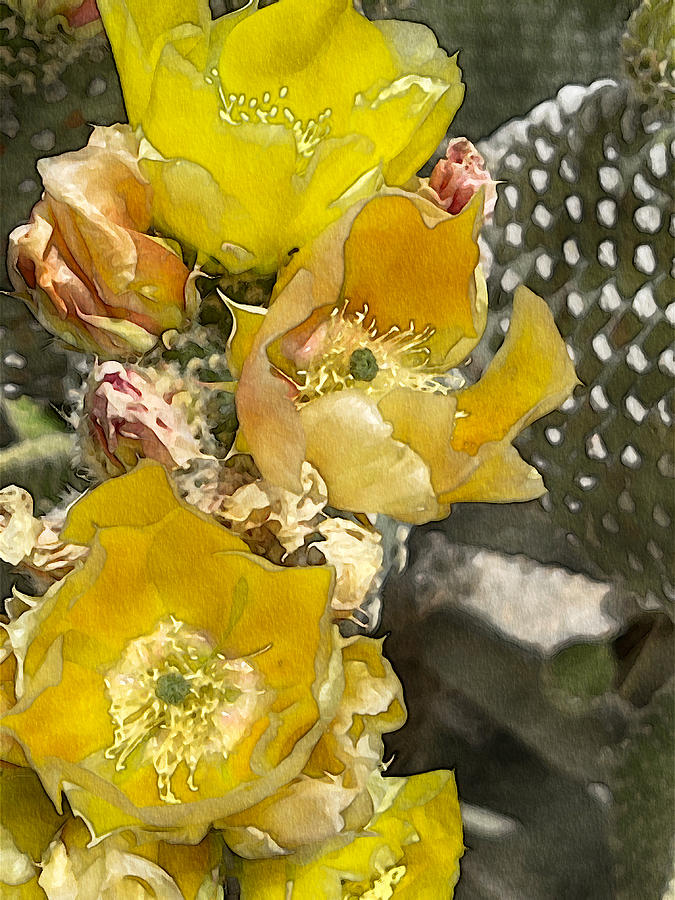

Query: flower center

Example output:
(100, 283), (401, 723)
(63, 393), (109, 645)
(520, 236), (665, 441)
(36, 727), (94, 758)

(105, 617), (266, 803)
(155, 671), (190, 705)
(295, 304), (464, 403)
(349, 347), (379, 382)
(205, 71), (332, 175)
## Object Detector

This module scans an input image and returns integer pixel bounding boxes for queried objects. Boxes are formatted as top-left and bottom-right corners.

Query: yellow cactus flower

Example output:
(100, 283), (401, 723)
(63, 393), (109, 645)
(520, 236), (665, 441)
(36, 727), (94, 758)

(0, 464), (403, 847)
(235, 190), (579, 524)
(96, 0), (464, 274)
(1, 464), (336, 841)
(230, 769), (464, 899)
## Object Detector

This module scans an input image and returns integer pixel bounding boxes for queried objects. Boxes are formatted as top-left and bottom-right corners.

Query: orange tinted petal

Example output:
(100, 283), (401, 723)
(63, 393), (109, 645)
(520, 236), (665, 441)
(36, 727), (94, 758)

(342, 194), (482, 364)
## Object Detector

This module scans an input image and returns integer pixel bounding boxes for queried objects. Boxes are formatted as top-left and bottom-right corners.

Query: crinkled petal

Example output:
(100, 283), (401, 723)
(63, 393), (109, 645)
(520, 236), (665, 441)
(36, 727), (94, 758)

(230, 770), (463, 899)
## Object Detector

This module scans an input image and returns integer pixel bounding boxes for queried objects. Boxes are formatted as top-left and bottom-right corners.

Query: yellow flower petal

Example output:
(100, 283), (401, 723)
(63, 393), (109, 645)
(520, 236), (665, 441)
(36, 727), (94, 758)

(376, 18), (464, 186)
(225, 298), (268, 379)
(437, 444), (545, 506)
(96, 0), (212, 122)
(342, 193), (483, 366)
(451, 285), (580, 455)
(301, 390), (441, 522)
(4, 662), (113, 771)
(377, 387), (461, 498)
(60, 462), (180, 543)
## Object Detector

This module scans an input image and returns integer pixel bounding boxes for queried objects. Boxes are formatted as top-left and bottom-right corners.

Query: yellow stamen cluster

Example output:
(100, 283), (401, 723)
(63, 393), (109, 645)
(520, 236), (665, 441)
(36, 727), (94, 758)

(205, 71), (332, 174)
(345, 864), (407, 899)
(296, 304), (464, 404)
(104, 617), (266, 804)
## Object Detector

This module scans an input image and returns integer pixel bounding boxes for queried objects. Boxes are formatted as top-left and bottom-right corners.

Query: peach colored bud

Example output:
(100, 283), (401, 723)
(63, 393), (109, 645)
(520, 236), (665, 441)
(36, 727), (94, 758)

(428, 137), (498, 217)
(65, 0), (100, 27)
(8, 124), (196, 359)
(82, 362), (204, 476)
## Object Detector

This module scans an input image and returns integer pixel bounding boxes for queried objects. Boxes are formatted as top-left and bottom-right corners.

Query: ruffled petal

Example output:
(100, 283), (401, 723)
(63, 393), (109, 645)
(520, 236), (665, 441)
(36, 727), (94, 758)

(451, 286), (580, 455)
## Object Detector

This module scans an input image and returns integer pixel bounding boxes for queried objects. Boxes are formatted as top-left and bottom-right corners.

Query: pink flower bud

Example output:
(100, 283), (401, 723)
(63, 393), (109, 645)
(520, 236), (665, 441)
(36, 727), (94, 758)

(428, 137), (498, 218)
(82, 362), (204, 476)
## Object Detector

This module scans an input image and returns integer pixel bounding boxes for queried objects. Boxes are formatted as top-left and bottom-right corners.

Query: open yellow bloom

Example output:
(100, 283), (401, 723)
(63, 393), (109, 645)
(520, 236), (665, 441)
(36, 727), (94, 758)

(0, 465), (402, 847)
(235, 190), (579, 524)
(96, 0), (464, 274)
(230, 769), (463, 899)
(1, 464), (336, 841)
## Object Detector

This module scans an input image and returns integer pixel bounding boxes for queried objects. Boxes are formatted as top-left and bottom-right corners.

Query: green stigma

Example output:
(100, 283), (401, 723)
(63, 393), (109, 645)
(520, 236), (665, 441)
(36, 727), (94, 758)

(349, 347), (379, 382)
(155, 672), (190, 706)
